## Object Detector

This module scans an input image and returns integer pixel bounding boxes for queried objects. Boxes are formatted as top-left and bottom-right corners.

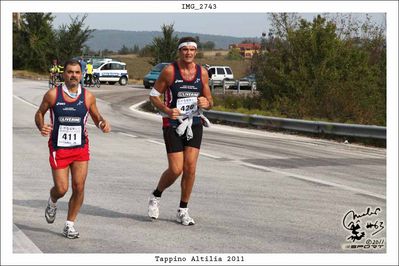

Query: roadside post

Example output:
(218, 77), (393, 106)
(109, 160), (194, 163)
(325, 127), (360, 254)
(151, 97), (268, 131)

(251, 81), (256, 93)
(222, 79), (226, 94)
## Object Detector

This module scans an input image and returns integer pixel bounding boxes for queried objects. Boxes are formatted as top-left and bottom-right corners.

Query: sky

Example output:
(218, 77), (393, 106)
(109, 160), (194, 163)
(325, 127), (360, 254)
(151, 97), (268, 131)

(51, 12), (386, 38)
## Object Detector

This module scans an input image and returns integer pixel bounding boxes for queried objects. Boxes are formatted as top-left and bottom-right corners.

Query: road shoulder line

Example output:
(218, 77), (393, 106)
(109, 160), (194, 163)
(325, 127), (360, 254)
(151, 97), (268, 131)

(13, 224), (42, 253)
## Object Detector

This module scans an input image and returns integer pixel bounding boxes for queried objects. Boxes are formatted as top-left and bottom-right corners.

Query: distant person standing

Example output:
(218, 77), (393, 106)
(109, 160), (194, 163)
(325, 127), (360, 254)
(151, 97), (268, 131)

(148, 37), (213, 225)
(79, 56), (87, 87)
(35, 59), (111, 239)
(86, 60), (93, 86)
(49, 59), (63, 84)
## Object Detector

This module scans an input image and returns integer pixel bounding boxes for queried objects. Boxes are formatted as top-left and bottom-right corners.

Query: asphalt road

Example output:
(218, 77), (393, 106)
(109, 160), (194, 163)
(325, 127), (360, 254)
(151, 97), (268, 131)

(10, 78), (387, 259)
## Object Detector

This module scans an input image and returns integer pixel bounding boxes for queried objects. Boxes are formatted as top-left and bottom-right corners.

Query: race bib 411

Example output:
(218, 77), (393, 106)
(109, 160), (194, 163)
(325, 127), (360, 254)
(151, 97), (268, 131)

(57, 125), (82, 147)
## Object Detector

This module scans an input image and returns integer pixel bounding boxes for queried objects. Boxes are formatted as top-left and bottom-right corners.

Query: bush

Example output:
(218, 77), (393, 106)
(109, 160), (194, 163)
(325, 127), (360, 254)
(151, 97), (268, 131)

(253, 14), (386, 126)
(225, 49), (242, 60)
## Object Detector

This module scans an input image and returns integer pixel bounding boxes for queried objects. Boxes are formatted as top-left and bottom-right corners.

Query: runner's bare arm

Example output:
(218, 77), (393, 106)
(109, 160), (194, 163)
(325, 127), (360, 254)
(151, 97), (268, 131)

(149, 65), (181, 119)
(35, 89), (56, 136)
(86, 91), (111, 133)
(198, 66), (213, 110)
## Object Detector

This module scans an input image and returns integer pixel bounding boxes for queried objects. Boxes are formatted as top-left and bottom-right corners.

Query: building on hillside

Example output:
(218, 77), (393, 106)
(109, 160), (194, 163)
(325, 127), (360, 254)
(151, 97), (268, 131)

(229, 43), (261, 59)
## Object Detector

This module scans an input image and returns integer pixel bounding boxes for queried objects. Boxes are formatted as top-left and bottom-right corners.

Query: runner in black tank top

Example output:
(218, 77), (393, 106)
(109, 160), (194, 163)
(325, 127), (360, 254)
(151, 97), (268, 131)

(35, 59), (111, 239)
(148, 37), (214, 225)
(50, 84), (89, 150)
(162, 61), (203, 128)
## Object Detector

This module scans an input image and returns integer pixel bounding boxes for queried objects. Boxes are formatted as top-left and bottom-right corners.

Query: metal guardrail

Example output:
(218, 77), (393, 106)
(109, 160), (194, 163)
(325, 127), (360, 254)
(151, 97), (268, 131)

(210, 79), (257, 94)
(209, 79), (236, 93)
(203, 110), (386, 140)
(138, 101), (385, 140)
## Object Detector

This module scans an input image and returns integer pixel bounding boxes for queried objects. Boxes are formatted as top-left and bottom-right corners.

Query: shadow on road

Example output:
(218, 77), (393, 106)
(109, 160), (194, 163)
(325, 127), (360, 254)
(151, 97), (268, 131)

(13, 199), (150, 222)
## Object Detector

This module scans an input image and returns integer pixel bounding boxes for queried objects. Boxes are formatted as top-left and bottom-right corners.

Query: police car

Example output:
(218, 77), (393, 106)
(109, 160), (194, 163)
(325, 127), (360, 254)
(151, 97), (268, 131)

(92, 59), (129, 85)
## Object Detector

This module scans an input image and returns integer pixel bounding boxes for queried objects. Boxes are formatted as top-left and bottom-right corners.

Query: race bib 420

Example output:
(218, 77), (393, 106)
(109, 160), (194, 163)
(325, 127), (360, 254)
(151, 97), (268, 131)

(176, 97), (198, 116)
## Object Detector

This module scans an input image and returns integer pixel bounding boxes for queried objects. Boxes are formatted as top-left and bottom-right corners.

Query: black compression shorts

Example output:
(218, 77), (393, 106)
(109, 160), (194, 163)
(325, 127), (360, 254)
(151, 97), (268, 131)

(163, 124), (203, 153)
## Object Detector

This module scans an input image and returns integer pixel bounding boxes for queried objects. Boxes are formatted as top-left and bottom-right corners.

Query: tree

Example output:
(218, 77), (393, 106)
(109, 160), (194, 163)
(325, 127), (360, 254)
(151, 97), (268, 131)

(118, 44), (130, 55)
(269, 13), (301, 40)
(225, 49), (242, 60)
(195, 36), (203, 50)
(13, 13), (94, 72)
(149, 24), (179, 65)
(138, 44), (154, 57)
(13, 13), (56, 72)
(132, 44), (140, 54)
(254, 13), (386, 125)
(55, 14), (94, 61)
(202, 41), (215, 50)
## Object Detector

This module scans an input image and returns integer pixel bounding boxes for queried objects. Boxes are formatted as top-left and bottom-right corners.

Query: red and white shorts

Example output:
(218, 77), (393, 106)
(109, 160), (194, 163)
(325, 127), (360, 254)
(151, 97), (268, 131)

(48, 142), (90, 169)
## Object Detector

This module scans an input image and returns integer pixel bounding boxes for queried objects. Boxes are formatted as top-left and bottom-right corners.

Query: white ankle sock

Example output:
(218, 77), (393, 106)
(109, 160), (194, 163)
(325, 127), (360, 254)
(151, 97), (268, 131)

(48, 197), (56, 207)
(65, 221), (74, 227)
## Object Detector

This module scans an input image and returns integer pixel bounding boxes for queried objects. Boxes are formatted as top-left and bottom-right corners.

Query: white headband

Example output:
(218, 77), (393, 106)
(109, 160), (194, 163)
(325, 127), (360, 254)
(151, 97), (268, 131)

(178, 42), (197, 50)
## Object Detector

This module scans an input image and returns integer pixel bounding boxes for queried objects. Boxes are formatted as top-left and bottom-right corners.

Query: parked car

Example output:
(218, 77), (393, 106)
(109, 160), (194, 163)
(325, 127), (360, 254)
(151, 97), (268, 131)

(207, 65), (234, 87)
(143, 62), (170, 89)
(92, 60), (129, 85)
(233, 73), (256, 90)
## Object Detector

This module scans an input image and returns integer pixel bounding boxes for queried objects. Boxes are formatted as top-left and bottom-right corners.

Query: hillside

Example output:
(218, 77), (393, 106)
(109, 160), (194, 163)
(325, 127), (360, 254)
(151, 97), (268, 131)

(85, 29), (260, 51)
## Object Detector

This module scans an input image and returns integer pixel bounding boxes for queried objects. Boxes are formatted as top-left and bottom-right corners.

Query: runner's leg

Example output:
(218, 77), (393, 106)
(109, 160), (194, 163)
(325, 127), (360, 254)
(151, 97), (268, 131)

(180, 147), (200, 203)
(50, 167), (70, 202)
(156, 152), (184, 191)
(67, 161), (88, 221)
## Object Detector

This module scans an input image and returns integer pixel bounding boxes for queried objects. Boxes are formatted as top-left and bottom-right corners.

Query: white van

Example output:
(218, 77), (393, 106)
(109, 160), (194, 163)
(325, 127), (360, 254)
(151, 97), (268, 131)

(92, 60), (129, 85)
(207, 66), (234, 86)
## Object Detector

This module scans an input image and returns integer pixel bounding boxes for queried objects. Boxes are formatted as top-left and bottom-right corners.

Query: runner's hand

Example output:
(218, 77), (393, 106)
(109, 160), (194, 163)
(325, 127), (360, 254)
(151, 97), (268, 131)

(40, 124), (52, 136)
(198, 96), (210, 109)
(168, 108), (181, 120)
(99, 120), (111, 133)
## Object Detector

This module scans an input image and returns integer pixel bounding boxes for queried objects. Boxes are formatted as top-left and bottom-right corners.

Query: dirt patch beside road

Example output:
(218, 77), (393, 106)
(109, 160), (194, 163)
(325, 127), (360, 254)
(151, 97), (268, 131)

(13, 70), (48, 81)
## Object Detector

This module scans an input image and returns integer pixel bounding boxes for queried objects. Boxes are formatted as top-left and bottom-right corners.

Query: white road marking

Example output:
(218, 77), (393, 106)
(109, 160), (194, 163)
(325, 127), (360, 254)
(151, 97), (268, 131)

(200, 152), (221, 159)
(13, 224), (42, 253)
(146, 139), (164, 145)
(13, 95), (38, 108)
(118, 132), (138, 138)
(237, 161), (386, 200)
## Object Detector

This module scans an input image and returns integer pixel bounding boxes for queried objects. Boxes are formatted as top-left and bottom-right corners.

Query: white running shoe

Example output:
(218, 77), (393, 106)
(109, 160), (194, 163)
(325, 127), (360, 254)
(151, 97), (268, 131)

(63, 224), (80, 239)
(176, 208), (195, 226)
(45, 203), (57, 224)
(148, 194), (161, 219)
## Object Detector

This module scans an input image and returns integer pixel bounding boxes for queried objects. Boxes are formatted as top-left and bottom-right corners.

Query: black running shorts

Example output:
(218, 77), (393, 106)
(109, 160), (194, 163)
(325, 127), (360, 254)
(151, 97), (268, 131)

(163, 124), (203, 153)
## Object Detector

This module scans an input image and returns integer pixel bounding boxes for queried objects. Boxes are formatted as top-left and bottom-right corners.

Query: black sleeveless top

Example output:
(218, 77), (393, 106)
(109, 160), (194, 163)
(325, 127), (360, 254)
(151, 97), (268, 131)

(162, 62), (203, 127)
(50, 85), (89, 150)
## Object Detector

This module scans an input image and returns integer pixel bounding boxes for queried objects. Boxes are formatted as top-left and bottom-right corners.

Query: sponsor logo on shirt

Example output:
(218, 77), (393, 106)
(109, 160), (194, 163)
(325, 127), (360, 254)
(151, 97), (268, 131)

(177, 91), (200, 97)
(179, 85), (197, 90)
(56, 102), (66, 106)
(63, 107), (76, 111)
(58, 116), (81, 123)
(175, 79), (184, 83)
